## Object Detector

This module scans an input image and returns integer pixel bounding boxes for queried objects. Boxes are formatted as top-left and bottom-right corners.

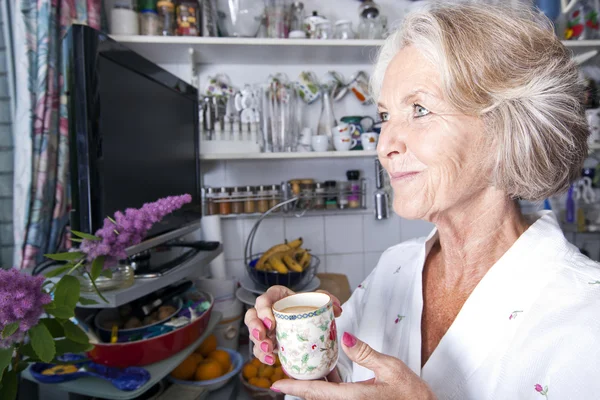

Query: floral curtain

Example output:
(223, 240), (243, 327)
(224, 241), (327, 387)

(13, 0), (101, 269)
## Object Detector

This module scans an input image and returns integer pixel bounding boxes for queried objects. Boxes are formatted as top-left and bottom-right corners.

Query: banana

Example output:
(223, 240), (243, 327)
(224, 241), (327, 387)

(256, 243), (291, 270)
(287, 237), (303, 249)
(299, 251), (312, 270)
(263, 261), (273, 272)
(268, 254), (289, 274)
(293, 248), (307, 262)
(282, 253), (303, 273)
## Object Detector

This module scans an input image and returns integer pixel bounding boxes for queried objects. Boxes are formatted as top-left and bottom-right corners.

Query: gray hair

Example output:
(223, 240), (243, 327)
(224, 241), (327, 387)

(371, 2), (588, 201)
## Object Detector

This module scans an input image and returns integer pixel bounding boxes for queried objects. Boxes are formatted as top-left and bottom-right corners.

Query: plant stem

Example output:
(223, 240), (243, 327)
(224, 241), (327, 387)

(85, 270), (109, 303)
(67, 258), (85, 276)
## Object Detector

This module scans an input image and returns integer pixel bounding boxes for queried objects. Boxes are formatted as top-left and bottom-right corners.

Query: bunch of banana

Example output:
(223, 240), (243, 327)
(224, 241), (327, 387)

(255, 238), (312, 274)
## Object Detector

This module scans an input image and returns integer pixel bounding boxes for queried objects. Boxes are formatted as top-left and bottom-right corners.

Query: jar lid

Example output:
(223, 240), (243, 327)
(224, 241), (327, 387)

(335, 19), (351, 25)
(231, 186), (244, 193)
(157, 0), (174, 10)
(141, 9), (158, 14)
(271, 184), (281, 191)
(315, 182), (325, 189)
(206, 187), (216, 194)
(219, 187), (230, 193)
(300, 183), (315, 189)
(346, 170), (360, 180)
(257, 185), (270, 192)
(245, 185), (255, 192)
(324, 180), (337, 187)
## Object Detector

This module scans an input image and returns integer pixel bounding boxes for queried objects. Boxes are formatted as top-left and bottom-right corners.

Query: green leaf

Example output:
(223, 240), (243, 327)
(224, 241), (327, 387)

(78, 297), (99, 306)
(100, 268), (113, 279)
(70, 230), (101, 241)
(306, 366), (316, 372)
(0, 347), (12, 382)
(63, 321), (89, 345)
(54, 275), (80, 309)
(15, 361), (30, 373)
(2, 323), (19, 339)
(29, 323), (55, 363)
(40, 318), (64, 338)
(44, 301), (56, 310)
(319, 324), (328, 331)
(301, 353), (309, 365)
(44, 264), (73, 278)
(90, 255), (105, 282)
(46, 306), (74, 320)
(44, 252), (85, 261)
(0, 369), (18, 400)
(296, 334), (308, 342)
(54, 338), (94, 356)
(319, 335), (324, 343)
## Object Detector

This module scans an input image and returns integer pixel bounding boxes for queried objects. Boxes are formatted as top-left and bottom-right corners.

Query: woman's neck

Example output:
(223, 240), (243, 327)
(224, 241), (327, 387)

(428, 190), (530, 290)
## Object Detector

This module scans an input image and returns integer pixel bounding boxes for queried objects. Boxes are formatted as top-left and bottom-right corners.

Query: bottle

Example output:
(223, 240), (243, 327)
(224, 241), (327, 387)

(314, 182), (325, 209)
(250, 122), (259, 144)
(374, 159), (389, 219)
(347, 170), (361, 208)
(157, 0), (175, 36)
(317, 90), (337, 149)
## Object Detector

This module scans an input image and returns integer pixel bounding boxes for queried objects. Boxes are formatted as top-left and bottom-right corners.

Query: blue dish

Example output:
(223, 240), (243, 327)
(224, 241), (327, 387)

(247, 255), (319, 290)
(168, 348), (243, 392)
(30, 354), (150, 391)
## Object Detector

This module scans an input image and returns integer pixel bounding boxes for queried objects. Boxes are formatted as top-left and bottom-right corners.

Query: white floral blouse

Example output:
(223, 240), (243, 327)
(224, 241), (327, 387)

(336, 211), (600, 399)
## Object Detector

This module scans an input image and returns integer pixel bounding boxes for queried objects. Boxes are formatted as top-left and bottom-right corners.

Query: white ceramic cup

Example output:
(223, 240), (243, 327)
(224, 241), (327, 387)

(331, 123), (358, 138)
(272, 292), (339, 380)
(311, 135), (330, 152)
(333, 135), (358, 151)
(361, 132), (379, 150)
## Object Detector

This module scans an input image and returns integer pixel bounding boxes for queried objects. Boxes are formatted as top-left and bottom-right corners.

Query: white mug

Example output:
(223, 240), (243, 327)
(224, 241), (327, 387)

(331, 123), (358, 139)
(361, 132), (379, 150)
(333, 136), (358, 151)
(311, 135), (330, 152)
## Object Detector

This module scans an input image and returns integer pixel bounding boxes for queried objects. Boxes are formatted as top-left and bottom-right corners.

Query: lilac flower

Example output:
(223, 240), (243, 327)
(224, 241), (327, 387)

(80, 194), (192, 265)
(0, 269), (51, 348)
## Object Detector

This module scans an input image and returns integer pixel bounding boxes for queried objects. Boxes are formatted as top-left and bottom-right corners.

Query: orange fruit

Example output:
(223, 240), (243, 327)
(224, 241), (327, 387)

(194, 359), (224, 381)
(259, 365), (274, 379)
(170, 355), (198, 380)
(189, 353), (204, 365)
(207, 349), (231, 371)
(242, 363), (258, 380)
(251, 358), (262, 368)
(270, 370), (284, 384)
(274, 355), (281, 366)
(196, 334), (218, 357)
(250, 377), (271, 389)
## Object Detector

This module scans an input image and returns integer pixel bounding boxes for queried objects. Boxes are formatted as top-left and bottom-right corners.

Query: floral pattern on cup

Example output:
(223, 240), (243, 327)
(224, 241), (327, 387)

(273, 294), (339, 380)
(295, 71), (321, 104)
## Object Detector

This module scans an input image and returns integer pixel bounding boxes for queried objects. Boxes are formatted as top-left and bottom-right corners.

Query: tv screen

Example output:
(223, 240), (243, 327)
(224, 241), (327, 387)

(65, 25), (201, 243)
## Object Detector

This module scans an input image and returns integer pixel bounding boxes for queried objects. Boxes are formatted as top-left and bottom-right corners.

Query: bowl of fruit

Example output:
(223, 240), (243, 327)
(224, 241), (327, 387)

(239, 355), (286, 400)
(246, 237), (319, 290)
(168, 335), (243, 392)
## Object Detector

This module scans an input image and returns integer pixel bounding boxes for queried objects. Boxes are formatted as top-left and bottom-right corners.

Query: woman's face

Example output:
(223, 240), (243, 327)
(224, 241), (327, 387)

(377, 46), (492, 221)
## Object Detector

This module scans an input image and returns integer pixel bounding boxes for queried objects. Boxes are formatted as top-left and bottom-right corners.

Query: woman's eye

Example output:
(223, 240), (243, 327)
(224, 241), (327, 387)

(413, 104), (430, 118)
(378, 111), (390, 122)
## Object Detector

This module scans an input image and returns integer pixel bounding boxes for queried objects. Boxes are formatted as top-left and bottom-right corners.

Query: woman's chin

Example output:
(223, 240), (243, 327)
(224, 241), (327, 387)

(392, 198), (429, 220)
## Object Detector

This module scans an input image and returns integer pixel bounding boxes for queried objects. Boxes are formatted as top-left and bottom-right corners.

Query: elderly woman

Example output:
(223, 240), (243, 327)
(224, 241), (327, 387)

(245, 3), (600, 399)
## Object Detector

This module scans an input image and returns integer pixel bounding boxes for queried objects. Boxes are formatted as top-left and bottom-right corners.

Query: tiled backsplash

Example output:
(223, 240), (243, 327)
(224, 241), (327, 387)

(218, 212), (433, 289)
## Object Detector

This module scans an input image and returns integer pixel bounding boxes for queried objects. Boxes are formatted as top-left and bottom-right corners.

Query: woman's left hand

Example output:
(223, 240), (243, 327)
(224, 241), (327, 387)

(271, 332), (436, 400)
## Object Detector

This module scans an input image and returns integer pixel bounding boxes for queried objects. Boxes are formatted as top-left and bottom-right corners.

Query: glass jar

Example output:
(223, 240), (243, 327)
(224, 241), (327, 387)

(110, 1), (139, 35)
(334, 20), (354, 39)
(243, 186), (256, 214)
(289, 1), (305, 33)
(257, 185), (270, 213)
(269, 184), (281, 212)
(314, 182), (325, 209)
(157, 0), (175, 36)
(78, 264), (134, 292)
(289, 180), (302, 196)
(315, 20), (332, 39)
(205, 187), (219, 215)
(140, 9), (160, 35)
(231, 186), (245, 214)
(347, 170), (361, 208)
(324, 180), (337, 209)
(299, 183), (314, 209)
(337, 181), (350, 209)
(217, 187), (231, 215)
(176, 1), (199, 36)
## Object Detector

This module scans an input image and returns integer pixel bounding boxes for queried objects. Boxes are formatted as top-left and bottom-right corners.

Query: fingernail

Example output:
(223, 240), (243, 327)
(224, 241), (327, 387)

(342, 332), (357, 348)
(271, 386), (281, 392)
(265, 355), (275, 365)
(333, 299), (341, 309)
(252, 328), (260, 341)
(260, 341), (269, 352)
(263, 318), (273, 330)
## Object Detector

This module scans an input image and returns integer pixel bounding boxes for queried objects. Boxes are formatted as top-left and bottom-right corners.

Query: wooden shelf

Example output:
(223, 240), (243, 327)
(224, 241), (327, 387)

(22, 311), (223, 400)
(77, 245), (222, 308)
(200, 150), (377, 160)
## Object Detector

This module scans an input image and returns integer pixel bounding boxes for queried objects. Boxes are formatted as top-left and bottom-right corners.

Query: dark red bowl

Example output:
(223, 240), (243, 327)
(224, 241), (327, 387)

(88, 293), (213, 368)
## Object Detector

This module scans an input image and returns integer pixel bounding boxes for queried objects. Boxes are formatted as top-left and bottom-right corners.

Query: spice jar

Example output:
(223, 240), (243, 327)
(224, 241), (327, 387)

(313, 182), (325, 209)
(299, 183), (315, 210)
(217, 187), (231, 215)
(140, 9), (160, 35)
(231, 186), (245, 214)
(347, 170), (361, 208)
(176, 0), (199, 36)
(337, 181), (350, 209)
(205, 187), (219, 215)
(257, 185), (270, 213)
(243, 186), (256, 214)
(324, 180), (337, 209)
(157, 0), (175, 36)
(269, 184), (281, 212)
(289, 179), (302, 196)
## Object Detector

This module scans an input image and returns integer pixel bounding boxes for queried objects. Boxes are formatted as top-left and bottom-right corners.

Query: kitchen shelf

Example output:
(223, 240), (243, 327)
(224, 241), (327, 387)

(21, 311), (223, 400)
(200, 150), (377, 160)
(111, 35), (383, 65)
(77, 245), (222, 308)
(215, 208), (374, 219)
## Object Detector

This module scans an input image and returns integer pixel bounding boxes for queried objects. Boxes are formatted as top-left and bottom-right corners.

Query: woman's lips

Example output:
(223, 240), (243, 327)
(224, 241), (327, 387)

(390, 171), (420, 181)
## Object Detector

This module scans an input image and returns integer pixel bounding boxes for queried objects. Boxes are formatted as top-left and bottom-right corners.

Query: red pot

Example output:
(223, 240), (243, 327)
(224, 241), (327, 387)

(88, 294), (213, 368)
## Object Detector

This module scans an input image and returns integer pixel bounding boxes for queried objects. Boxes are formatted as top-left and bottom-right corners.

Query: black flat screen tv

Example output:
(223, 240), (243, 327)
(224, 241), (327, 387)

(64, 25), (202, 254)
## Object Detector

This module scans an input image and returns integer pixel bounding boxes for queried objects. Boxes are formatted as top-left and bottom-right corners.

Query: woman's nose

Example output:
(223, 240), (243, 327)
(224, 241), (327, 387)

(377, 123), (407, 159)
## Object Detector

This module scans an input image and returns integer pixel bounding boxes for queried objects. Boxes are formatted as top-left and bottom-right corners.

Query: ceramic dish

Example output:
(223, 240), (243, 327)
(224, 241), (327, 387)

(246, 254), (320, 291)
(168, 348), (243, 392)
(88, 292), (213, 368)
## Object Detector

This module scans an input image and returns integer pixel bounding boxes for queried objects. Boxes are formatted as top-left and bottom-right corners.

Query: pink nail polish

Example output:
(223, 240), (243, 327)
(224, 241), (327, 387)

(263, 318), (272, 330)
(260, 341), (269, 353)
(271, 387), (281, 392)
(265, 355), (275, 365)
(342, 332), (357, 347)
(252, 328), (260, 341)
(333, 299), (341, 308)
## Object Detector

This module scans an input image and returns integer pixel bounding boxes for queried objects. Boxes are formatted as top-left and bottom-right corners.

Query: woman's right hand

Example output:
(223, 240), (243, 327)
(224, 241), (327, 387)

(244, 285), (343, 365)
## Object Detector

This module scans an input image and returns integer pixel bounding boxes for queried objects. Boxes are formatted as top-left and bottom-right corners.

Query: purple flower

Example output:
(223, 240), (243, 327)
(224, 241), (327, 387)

(0, 269), (51, 348)
(534, 384), (543, 392)
(80, 194), (192, 265)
